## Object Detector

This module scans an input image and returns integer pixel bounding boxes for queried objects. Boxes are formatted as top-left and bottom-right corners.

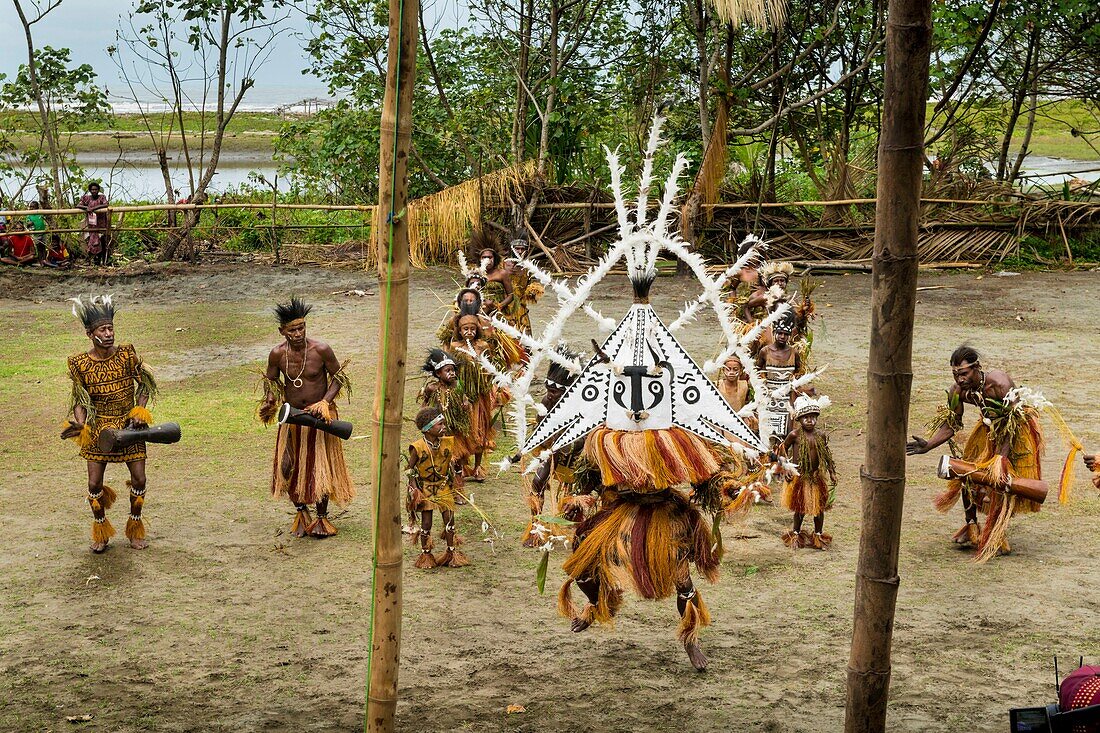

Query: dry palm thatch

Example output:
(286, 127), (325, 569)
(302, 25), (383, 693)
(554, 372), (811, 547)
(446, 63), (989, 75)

(397, 160), (539, 267)
(710, 0), (787, 29)
(689, 103), (729, 225)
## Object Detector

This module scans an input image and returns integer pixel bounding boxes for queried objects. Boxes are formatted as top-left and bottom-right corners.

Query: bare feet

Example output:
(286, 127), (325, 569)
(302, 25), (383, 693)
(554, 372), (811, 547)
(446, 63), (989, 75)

(129, 537), (149, 550)
(684, 641), (708, 671)
(781, 529), (802, 548)
(90, 541), (109, 554)
(570, 603), (595, 633)
(952, 522), (979, 547)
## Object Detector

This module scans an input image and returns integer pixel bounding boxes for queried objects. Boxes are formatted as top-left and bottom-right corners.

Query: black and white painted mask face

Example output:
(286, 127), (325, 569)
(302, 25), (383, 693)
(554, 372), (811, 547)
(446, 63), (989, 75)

(524, 301), (764, 455)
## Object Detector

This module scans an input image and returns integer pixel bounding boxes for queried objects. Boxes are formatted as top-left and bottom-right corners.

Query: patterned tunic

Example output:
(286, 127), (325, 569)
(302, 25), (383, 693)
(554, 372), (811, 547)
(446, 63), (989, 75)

(408, 436), (458, 511)
(68, 344), (146, 463)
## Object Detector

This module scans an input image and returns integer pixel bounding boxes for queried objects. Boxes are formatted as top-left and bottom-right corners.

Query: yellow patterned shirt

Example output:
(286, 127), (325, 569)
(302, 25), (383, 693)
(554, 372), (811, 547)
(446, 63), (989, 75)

(68, 344), (147, 462)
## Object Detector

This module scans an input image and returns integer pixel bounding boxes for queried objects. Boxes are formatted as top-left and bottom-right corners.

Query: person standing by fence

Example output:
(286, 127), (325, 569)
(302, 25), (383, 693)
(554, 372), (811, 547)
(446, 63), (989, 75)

(78, 183), (110, 265)
(26, 201), (47, 261)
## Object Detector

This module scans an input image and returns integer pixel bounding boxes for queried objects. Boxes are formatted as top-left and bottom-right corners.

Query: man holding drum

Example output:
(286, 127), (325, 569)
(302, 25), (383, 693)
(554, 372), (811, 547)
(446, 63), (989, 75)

(907, 346), (1050, 562)
(259, 297), (355, 538)
(62, 295), (159, 552)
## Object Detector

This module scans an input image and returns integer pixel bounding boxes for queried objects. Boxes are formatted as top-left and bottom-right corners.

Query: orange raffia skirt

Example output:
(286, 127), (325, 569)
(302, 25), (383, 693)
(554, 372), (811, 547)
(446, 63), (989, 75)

(271, 412), (356, 507)
(933, 413), (1043, 562)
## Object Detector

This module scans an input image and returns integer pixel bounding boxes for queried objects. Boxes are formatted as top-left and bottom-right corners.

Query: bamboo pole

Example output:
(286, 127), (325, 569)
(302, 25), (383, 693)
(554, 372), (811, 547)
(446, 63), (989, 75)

(366, 0), (418, 727)
(844, 0), (932, 728)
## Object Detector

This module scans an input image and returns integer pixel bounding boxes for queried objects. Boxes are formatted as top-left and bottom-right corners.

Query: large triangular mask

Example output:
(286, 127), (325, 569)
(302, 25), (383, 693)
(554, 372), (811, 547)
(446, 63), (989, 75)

(523, 303), (765, 455)
(458, 116), (815, 472)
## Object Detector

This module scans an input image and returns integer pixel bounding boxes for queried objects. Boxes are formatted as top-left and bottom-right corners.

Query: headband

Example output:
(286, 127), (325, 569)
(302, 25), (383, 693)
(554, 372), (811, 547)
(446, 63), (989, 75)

(282, 318), (306, 330)
(421, 413), (445, 433)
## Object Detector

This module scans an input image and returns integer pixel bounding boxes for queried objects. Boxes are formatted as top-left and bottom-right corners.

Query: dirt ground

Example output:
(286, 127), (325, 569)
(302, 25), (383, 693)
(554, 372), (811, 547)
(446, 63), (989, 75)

(1, 262), (1097, 733)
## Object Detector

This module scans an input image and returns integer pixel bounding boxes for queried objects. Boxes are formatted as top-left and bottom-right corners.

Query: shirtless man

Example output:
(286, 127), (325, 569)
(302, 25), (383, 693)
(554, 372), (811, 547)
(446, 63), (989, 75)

(907, 346), (1046, 558)
(259, 297), (355, 537)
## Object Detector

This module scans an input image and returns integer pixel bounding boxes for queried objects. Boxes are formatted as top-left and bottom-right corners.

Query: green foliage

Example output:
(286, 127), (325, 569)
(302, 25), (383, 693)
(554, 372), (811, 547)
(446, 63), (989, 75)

(0, 46), (109, 122)
(0, 46), (108, 200)
(275, 103), (382, 202)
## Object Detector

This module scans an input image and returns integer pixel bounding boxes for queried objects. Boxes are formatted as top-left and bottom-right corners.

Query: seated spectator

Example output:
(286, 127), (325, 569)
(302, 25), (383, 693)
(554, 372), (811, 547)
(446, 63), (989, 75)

(43, 233), (70, 268)
(1, 221), (37, 266)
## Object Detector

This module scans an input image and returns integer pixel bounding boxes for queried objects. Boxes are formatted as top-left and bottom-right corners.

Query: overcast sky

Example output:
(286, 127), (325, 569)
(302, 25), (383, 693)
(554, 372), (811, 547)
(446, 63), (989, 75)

(0, 1), (333, 108)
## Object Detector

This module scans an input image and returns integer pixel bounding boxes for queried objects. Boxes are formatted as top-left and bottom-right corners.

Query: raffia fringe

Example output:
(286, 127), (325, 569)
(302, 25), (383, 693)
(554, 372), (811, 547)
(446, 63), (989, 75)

(583, 427), (719, 490)
(975, 493), (1015, 564)
(1042, 406), (1083, 504)
(91, 517), (115, 543)
(414, 550), (439, 569)
(677, 592), (712, 646)
(306, 515), (338, 537)
(127, 406), (153, 425)
(94, 484), (118, 512)
(440, 548), (470, 567)
(125, 516), (146, 542)
(291, 509), (312, 537)
(557, 579), (579, 619)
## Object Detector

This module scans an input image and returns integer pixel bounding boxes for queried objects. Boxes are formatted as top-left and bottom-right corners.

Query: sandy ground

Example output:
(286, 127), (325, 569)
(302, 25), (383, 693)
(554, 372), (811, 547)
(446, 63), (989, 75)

(1, 262), (1098, 733)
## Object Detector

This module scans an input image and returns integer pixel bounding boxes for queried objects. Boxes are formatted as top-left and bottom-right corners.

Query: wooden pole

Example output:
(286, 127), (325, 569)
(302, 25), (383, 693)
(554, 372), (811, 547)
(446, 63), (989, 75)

(843, 0), (931, 728)
(367, 0), (418, 727)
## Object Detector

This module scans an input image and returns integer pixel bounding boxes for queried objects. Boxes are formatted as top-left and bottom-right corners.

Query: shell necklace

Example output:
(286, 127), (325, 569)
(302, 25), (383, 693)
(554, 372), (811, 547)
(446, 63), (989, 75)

(285, 342), (310, 388)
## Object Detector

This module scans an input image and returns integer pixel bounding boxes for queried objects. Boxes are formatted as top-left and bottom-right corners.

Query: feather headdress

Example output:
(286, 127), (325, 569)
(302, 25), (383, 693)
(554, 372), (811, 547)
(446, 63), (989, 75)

(472, 117), (812, 482)
(759, 261), (795, 286)
(793, 394), (831, 420)
(70, 295), (115, 330)
(273, 296), (312, 326)
(422, 348), (457, 376)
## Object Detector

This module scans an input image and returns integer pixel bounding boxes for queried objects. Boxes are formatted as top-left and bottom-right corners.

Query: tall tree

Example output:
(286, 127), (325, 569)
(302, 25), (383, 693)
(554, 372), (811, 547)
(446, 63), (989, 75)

(12, 0), (73, 205)
(0, 45), (109, 204)
(112, 0), (289, 258)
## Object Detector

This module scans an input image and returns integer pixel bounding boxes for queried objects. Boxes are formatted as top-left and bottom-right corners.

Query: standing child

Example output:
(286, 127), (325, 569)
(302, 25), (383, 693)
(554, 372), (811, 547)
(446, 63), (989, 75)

(407, 407), (469, 569)
(26, 202), (47, 261)
(779, 395), (837, 550)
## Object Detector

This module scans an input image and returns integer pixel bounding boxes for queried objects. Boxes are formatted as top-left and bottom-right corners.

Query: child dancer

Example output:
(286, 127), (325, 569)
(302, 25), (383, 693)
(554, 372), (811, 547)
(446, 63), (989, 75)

(407, 407), (469, 568)
(779, 395), (837, 550)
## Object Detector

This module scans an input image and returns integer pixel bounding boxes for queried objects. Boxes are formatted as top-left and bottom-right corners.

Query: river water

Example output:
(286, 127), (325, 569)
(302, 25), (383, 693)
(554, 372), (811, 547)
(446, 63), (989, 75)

(2, 151), (1097, 204)
(1, 152), (282, 203)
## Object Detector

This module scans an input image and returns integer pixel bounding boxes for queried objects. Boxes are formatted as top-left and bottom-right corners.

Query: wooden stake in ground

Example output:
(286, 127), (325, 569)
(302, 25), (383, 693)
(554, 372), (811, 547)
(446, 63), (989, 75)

(844, 0), (932, 729)
(367, 0), (419, 729)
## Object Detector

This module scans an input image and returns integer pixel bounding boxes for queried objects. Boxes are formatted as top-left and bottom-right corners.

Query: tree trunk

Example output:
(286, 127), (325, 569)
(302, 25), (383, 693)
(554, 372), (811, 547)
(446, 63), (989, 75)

(536, 0), (560, 180)
(1008, 30), (1041, 184)
(512, 0), (533, 165)
(689, 0), (711, 143)
(843, 0), (931, 728)
(13, 0), (64, 207)
(157, 149), (177, 228)
(159, 8), (252, 261)
(995, 31), (1036, 182)
(367, 0), (418, 727)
